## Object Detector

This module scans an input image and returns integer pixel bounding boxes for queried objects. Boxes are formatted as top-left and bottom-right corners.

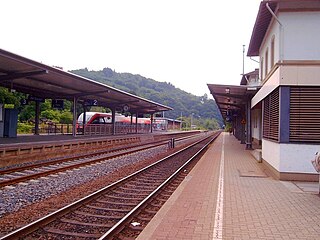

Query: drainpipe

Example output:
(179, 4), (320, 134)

(266, 3), (284, 62)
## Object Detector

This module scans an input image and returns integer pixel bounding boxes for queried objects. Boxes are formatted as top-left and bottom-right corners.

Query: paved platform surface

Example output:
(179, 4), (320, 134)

(137, 132), (320, 240)
(0, 132), (158, 147)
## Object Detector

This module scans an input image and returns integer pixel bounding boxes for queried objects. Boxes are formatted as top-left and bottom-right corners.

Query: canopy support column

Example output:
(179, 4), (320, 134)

(246, 100), (253, 149)
(135, 112), (138, 134)
(72, 97), (78, 137)
(34, 101), (40, 135)
(112, 107), (116, 135)
(150, 114), (154, 133)
(82, 103), (87, 135)
(240, 113), (246, 144)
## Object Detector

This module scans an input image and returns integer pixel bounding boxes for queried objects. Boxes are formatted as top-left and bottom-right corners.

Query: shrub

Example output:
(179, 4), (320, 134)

(17, 122), (33, 134)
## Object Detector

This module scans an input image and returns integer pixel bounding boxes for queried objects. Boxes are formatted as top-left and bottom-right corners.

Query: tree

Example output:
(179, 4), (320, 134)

(41, 109), (60, 122)
(59, 111), (73, 124)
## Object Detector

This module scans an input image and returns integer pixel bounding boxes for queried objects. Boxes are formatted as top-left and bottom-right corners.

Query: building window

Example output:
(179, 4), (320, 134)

(271, 36), (275, 67)
(290, 87), (320, 142)
(265, 48), (269, 76)
(263, 88), (279, 141)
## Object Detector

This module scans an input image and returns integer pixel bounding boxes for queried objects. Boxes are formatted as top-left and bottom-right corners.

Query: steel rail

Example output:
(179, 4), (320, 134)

(0, 141), (166, 188)
(0, 134), (202, 188)
(0, 133), (198, 175)
(99, 132), (220, 239)
(0, 132), (219, 240)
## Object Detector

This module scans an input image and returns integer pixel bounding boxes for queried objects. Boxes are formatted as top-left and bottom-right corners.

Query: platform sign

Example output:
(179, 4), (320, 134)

(226, 116), (233, 122)
(52, 99), (64, 109)
(20, 99), (29, 105)
(4, 104), (14, 109)
(84, 99), (98, 106)
(28, 95), (45, 103)
(123, 104), (130, 112)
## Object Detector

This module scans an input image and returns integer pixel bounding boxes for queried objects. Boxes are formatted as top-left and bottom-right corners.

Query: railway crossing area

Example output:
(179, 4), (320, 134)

(137, 132), (320, 240)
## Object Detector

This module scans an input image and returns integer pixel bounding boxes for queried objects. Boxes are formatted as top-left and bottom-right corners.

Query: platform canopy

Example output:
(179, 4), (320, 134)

(207, 84), (259, 119)
(0, 48), (172, 114)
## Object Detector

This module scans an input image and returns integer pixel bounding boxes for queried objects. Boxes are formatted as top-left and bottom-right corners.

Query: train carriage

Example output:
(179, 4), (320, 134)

(77, 112), (151, 135)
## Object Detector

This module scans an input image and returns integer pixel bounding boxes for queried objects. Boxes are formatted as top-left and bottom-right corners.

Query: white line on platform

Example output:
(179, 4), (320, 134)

(213, 133), (225, 239)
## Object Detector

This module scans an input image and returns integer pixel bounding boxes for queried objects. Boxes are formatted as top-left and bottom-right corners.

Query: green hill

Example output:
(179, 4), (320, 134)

(71, 68), (223, 128)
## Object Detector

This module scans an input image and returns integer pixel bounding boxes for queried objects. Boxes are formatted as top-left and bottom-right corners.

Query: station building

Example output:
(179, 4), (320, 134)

(210, 0), (320, 181)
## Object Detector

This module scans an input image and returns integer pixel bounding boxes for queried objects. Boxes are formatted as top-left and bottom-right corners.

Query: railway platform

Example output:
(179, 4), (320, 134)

(0, 131), (198, 168)
(137, 132), (320, 240)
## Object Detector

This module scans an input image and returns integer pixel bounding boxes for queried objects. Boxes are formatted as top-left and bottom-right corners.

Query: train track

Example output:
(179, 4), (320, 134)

(0, 132), (220, 240)
(0, 134), (201, 188)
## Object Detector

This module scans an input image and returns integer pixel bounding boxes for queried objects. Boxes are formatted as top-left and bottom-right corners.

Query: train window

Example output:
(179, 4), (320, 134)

(104, 116), (112, 123)
(91, 118), (99, 124)
(92, 117), (106, 124)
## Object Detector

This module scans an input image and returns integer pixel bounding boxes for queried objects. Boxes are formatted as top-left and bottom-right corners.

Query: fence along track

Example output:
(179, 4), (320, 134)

(0, 132), (219, 240)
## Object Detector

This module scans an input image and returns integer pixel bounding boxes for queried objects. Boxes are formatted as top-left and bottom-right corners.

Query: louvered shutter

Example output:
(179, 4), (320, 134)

(290, 87), (320, 142)
(263, 88), (279, 141)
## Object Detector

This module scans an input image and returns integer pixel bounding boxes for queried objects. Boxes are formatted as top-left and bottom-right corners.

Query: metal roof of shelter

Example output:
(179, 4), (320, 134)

(207, 84), (259, 119)
(0, 48), (172, 114)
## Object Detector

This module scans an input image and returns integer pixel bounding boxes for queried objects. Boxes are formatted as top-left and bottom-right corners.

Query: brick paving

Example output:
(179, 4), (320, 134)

(137, 132), (320, 240)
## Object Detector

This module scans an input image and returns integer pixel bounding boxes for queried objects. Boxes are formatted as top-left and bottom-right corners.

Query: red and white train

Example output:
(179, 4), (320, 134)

(77, 112), (151, 134)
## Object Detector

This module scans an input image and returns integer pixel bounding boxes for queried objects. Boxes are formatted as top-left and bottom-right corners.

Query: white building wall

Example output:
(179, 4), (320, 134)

(259, 20), (280, 79)
(252, 64), (320, 108)
(262, 140), (281, 170)
(262, 139), (319, 174)
(259, 11), (320, 80)
(254, 9), (320, 179)
(281, 12), (320, 60)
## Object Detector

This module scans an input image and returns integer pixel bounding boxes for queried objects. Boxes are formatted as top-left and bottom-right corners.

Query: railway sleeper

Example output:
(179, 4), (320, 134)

(111, 189), (148, 197)
(143, 208), (157, 214)
(132, 178), (164, 184)
(128, 223), (145, 231)
(86, 204), (131, 212)
(43, 227), (101, 238)
(149, 202), (163, 208)
(74, 210), (124, 220)
(104, 194), (145, 201)
(156, 196), (170, 202)
(158, 191), (172, 198)
(95, 198), (138, 206)
(135, 215), (153, 221)
(60, 218), (114, 228)
(121, 184), (157, 190)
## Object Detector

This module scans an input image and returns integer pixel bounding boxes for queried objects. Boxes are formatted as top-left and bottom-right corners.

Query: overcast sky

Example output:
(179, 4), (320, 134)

(1, 0), (261, 97)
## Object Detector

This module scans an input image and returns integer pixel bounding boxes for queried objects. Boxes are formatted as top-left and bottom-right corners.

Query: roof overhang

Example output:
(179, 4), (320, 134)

(0, 48), (172, 114)
(247, 0), (320, 57)
(240, 69), (259, 85)
(247, 1), (278, 57)
(207, 84), (260, 119)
